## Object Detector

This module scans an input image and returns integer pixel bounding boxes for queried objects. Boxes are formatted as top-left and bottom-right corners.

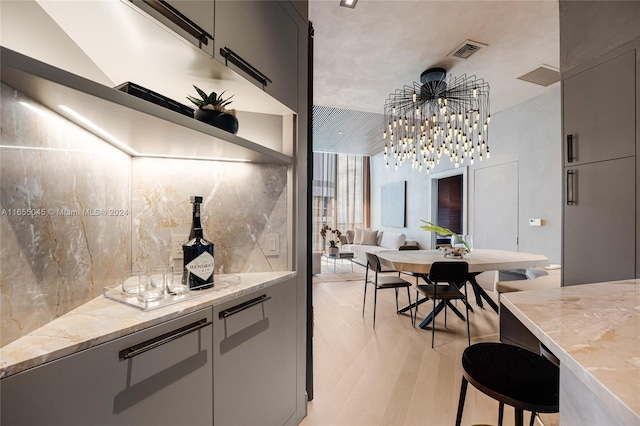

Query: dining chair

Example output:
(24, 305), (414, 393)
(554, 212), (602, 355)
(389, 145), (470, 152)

(415, 261), (470, 347)
(363, 252), (413, 329)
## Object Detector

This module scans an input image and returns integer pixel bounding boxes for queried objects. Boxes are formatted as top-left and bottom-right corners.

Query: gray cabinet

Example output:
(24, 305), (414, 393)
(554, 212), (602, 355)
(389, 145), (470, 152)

(214, 0), (299, 111)
(563, 157), (636, 286)
(561, 45), (638, 286)
(212, 277), (297, 425)
(130, 0), (215, 56)
(563, 50), (635, 166)
(0, 308), (214, 426)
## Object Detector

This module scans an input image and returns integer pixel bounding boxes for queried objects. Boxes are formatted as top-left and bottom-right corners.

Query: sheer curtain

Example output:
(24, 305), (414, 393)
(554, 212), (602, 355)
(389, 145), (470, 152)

(312, 152), (369, 251)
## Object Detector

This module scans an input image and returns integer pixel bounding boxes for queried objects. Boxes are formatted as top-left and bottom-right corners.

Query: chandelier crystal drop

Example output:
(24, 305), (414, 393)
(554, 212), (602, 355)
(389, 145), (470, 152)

(382, 68), (491, 172)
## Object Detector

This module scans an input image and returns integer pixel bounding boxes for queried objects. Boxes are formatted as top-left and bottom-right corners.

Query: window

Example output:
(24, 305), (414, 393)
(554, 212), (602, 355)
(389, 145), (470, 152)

(312, 153), (369, 251)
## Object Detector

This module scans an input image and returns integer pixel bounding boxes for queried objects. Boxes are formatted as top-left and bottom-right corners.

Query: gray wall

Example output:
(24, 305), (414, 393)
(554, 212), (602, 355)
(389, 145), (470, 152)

(371, 87), (562, 264)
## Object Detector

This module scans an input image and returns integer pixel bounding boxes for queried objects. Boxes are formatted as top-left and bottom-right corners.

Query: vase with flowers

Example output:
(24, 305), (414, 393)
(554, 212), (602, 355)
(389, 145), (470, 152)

(320, 225), (342, 255)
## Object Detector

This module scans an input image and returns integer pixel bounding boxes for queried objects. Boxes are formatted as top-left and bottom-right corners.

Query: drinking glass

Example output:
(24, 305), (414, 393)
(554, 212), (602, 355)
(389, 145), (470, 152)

(137, 267), (166, 303)
(121, 273), (141, 297)
(167, 267), (190, 297)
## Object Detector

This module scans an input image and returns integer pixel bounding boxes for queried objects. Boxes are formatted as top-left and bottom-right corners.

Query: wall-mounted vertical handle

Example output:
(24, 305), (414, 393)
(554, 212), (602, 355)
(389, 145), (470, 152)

(567, 134), (574, 163)
(566, 170), (576, 205)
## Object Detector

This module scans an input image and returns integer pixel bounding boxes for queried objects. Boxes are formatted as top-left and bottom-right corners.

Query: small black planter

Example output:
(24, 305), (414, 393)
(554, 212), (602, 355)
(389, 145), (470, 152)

(195, 109), (239, 134)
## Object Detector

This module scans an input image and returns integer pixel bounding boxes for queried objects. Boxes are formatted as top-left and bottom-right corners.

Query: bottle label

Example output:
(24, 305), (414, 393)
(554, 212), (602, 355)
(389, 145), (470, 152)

(185, 251), (214, 280)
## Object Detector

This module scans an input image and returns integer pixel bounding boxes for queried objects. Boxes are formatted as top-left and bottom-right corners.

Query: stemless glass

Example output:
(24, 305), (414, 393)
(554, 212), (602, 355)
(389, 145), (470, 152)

(137, 267), (165, 303)
(167, 267), (190, 297)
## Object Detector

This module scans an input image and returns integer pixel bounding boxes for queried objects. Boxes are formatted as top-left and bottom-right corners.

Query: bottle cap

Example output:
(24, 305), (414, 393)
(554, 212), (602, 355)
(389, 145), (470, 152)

(190, 196), (203, 203)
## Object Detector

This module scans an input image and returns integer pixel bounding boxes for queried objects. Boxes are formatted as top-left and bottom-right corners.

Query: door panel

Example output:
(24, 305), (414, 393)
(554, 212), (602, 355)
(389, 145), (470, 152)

(474, 162), (519, 251)
(563, 157), (636, 286)
(563, 50), (635, 166)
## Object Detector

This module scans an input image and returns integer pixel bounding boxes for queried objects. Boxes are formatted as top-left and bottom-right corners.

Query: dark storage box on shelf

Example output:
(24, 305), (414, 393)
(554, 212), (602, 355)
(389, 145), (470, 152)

(115, 81), (194, 118)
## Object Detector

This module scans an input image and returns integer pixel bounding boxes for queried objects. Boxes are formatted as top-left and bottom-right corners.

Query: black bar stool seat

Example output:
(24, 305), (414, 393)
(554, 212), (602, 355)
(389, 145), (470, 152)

(456, 342), (559, 426)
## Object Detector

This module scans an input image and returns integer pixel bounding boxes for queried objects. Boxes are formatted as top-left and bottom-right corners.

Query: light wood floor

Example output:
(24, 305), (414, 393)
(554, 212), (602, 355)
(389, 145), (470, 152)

(302, 260), (536, 426)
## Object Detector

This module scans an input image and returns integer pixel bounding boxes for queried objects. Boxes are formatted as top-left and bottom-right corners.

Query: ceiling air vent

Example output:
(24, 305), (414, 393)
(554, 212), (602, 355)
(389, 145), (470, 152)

(448, 40), (487, 59)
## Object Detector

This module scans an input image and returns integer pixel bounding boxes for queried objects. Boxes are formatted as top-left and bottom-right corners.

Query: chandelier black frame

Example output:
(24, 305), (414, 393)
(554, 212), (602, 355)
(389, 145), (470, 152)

(383, 68), (491, 172)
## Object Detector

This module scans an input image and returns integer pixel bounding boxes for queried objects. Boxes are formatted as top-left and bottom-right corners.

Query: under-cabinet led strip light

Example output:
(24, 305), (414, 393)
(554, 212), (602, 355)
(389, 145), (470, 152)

(58, 106), (250, 162)
(59, 105), (138, 156)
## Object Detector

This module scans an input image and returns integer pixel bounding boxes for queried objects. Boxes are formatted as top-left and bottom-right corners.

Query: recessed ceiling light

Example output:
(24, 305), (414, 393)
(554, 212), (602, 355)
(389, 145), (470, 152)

(340, 0), (358, 9)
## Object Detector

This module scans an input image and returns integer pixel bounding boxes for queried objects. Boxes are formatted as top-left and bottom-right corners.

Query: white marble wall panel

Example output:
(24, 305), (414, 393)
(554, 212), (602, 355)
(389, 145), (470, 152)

(1, 84), (131, 347)
(132, 157), (288, 274)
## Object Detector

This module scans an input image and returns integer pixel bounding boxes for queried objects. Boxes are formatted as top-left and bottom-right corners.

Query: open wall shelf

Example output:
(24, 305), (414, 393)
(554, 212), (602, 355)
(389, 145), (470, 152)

(0, 47), (292, 165)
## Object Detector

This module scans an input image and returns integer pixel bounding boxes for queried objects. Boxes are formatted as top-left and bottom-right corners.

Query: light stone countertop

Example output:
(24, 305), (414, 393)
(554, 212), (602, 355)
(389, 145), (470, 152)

(0, 271), (296, 379)
(500, 279), (640, 425)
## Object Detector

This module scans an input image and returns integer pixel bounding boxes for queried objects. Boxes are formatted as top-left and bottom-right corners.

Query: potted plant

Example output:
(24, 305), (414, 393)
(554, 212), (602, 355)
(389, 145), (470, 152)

(420, 220), (471, 257)
(187, 85), (238, 134)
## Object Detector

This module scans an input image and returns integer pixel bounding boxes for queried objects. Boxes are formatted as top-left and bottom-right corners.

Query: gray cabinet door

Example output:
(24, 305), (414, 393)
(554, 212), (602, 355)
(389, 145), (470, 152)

(563, 50), (635, 166)
(214, 0), (299, 111)
(213, 278), (297, 425)
(0, 308), (213, 426)
(563, 157), (636, 286)
(131, 0), (215, 56)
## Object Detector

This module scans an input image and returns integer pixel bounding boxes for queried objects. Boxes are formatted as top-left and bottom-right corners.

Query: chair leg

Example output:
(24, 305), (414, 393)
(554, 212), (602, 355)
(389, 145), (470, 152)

(529, 412), (537, 426)
(373, 287), (378, 329)
(395, 288), (399, 312)
(362, 280), (368, 317)
(406, 287), (413, 327)
(414, 290), (419, 327)
(464, 286), (471, 346)
(431, 292), (436, 348)
(498, 401), (504, 426)
(455, 376), (468, 426)
(514, 407), (524, 426)
(444, 302), (448, 327)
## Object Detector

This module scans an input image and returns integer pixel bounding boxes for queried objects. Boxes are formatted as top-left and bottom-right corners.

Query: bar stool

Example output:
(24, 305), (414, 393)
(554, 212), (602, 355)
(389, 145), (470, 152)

(455, 342), (559, 426)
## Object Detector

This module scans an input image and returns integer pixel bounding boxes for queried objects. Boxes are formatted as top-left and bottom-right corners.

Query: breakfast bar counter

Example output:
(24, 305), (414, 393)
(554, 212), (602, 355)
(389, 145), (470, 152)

(500, 279), (640, 425)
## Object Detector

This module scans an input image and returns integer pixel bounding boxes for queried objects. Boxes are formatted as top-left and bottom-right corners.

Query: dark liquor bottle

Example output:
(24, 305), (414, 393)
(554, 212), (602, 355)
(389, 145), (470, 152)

(182, 196), (214, 289)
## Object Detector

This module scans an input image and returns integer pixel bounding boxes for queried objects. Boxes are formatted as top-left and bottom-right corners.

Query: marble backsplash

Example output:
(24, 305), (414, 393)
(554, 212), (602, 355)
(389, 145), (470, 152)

(0, 83), (289, 346)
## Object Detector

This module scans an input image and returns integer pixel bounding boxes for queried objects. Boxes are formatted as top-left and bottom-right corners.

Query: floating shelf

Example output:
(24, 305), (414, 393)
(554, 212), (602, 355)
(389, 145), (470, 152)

(0, 47), (292, 165)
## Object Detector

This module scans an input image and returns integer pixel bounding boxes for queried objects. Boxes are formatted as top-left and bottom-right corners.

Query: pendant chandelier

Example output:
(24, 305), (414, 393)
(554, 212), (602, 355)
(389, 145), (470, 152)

(383, 68), (491, 172)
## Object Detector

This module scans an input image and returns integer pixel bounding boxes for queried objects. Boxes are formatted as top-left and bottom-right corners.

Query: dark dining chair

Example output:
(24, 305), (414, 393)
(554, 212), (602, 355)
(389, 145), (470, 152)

(363, 252), (413, 329)
(397, 244), (421, 282)
(415, 261), (470, 347)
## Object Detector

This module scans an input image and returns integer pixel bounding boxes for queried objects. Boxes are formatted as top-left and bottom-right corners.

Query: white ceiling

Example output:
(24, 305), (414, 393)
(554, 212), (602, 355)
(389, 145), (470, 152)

(309, 0), (560, 156)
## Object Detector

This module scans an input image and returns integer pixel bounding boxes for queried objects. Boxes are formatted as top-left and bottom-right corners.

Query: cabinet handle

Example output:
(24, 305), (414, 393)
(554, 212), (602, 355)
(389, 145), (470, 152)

(119, 318), (212, 359)
(219, 47), (273, 88)
(136, 0), (213, 46)
(567, 134), (574, 163)
(566, 169), (576, 205)
(219, 294), (272, 319)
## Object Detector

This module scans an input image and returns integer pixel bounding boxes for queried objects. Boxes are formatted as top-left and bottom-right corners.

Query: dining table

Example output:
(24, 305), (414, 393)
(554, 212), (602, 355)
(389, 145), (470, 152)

(377, 248), (549, 328)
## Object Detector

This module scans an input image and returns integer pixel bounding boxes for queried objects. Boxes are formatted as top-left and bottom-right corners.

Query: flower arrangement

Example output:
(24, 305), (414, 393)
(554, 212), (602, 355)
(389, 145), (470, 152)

(320, 225), (342, 248)
(420, 220), (470, 256)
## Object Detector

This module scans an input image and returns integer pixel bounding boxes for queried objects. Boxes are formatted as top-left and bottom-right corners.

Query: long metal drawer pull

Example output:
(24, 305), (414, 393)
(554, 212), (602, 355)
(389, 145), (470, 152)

(219, 294), (272, 319)
(567, 134), (574, 163)
(119, 318), (212, 359)
(566, 169), (576, 205)
(219, 47), (272, 88)
(138, 0), (213, 45)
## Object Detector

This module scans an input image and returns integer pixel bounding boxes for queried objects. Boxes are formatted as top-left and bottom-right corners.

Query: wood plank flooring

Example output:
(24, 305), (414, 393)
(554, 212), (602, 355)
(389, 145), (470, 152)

(302, 260), (533, 426)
